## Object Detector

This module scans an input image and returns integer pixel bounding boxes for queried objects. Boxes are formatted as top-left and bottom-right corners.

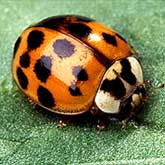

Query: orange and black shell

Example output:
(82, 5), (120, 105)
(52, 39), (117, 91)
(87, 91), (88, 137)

(12, 15), (135, 115)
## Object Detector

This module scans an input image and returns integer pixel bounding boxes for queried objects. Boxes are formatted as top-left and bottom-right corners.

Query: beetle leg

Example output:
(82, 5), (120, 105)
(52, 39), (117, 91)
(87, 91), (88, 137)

(57, 120), (67, 128)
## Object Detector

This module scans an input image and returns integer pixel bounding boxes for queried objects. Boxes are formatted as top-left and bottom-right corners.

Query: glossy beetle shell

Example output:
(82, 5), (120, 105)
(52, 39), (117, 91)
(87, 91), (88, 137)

(12, 15), (138, 115)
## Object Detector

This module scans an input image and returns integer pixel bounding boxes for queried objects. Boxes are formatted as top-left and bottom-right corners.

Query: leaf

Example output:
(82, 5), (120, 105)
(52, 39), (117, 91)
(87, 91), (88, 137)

(0, 0), (164, 164)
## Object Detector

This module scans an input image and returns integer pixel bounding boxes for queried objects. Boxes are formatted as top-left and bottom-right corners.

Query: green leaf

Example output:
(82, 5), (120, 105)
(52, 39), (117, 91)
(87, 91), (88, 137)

(0, 0), (164, 164)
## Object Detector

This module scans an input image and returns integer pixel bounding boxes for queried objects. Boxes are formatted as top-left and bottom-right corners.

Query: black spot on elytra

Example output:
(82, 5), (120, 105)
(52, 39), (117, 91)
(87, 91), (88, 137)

(116, 33), (127, 43)
(19, 52), (30, 68)
(77, 69), (88, 81)
(34, 56), (52, 83)
(27, 30), (44, 50)
(120, 59), (136, 85)
(16, 67), (28, 89)
(100, 78), (126, 99)
(72, 66), (88, 81)
(37, 85), (55, 108)
(13, 37), (21, 58)
(68, 23), (92, 38)
(69, 86), (82, 96)
(102, 33), (117, 46)
(53, 39), (75, 58)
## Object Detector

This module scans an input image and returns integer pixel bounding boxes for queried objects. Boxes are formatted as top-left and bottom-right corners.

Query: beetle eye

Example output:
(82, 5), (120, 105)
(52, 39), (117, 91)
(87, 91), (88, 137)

(134, 84), (146, 97)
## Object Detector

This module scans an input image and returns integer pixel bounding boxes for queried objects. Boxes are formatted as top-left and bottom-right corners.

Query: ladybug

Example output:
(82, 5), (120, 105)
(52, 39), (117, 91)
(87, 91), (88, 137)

(12, 15), (146, 121)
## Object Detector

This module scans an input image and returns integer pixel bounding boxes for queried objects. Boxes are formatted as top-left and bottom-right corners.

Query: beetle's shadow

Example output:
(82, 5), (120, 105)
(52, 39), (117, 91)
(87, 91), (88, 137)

(34, 105), (100, 128)
(34, 103), (150, 132)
